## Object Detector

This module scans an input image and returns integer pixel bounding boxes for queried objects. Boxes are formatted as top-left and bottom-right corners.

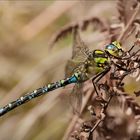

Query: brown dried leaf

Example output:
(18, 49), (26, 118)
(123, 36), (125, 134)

(134, 90), (140, 97)
(120, 93), (140, 115)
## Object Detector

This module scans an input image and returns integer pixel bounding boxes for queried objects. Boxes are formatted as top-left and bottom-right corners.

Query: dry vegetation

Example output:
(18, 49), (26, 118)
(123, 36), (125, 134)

(0, 0), (140, 140)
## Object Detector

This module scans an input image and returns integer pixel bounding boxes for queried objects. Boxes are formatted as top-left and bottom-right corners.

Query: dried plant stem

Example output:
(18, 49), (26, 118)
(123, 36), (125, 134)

(62, 115), (79, 140)
(88, 114), (105, 140)
(118, 3), (140, 42)
(88, 95), (113, 139)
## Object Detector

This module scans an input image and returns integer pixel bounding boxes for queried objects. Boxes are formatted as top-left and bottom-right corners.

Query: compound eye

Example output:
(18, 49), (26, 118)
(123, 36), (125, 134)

(106, 44), (114, 50)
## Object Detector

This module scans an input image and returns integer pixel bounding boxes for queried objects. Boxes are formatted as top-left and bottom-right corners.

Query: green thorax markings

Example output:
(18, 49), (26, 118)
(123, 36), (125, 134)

(74, 50), (110, 82)
(91, 50), (110, 73)
(93, 50), (109, 64)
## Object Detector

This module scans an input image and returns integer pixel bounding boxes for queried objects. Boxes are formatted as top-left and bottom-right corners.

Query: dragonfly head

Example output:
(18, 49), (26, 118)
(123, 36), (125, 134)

(105, 41), (124, 57)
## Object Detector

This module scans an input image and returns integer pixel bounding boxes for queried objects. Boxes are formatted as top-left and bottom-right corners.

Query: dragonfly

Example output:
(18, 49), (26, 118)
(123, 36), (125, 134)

(0, 29), (134, 117)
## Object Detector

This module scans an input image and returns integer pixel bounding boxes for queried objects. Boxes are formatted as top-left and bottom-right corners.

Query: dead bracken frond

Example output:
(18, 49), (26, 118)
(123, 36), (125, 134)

(49, 17), (108, 49)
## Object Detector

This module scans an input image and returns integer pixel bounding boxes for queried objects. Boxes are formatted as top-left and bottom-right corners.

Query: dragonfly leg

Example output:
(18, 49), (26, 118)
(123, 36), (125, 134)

(127, 45), (135, 54)
(130, 49), (140, 57)
(123, 49), (140, 60)
(112, 62), (128, 71)
(127, 40), (140, 54)
(92, 67), (110, 96)
(122, 45), (140, 60)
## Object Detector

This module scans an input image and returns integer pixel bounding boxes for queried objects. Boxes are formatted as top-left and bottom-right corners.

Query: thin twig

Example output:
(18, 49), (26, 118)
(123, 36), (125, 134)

(88, 95), (113, 139)
(88, 114), (105, 140)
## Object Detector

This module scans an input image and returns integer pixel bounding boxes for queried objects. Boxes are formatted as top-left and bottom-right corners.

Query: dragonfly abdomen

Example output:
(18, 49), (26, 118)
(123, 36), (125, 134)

(0, 73), (80, 116)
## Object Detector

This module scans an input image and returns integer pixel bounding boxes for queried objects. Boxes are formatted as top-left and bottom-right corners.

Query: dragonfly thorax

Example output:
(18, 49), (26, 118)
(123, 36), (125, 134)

(88, 50), (110, 66)
(92, 50), (110, 70)
(75, 50), (110, 82)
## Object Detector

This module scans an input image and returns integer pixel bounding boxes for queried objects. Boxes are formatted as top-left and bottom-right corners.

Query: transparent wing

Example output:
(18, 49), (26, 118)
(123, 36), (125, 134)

(65, 29), (89, 113)
(72, 29), (90, 61)
(69, 83), (83, 115)
(65, 29), (90, 77)
(65, 59), (84, 78)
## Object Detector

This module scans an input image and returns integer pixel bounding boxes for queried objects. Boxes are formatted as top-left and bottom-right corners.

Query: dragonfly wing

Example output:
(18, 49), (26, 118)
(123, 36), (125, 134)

(65, 59), (82, 78)
(72, 29), (90, 61)
(69, 83), (83, 115)
(66, 29), (89, 113)
(65, 29), (90, 78)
